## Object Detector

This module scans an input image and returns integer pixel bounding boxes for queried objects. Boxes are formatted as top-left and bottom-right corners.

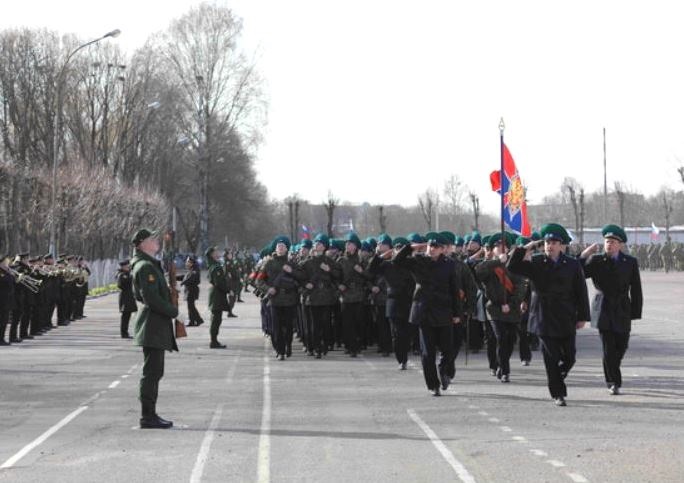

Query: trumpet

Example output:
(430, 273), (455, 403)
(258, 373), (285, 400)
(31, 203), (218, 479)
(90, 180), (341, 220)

(2, 267), (42, 294)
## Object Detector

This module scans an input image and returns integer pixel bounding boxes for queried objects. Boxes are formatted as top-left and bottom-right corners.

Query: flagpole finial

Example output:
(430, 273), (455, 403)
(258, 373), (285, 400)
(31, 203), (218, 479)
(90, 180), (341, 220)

(499, 117), (505, 133)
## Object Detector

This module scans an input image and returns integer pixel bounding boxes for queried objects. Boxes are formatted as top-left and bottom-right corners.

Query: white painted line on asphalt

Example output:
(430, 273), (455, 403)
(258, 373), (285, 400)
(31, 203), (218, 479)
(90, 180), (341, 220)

(80, 391), (106, 407)
(488, 418), (500, 423)
(189, 404), (224, 483)
(407, 409), (477, 483)
(127, 364), (138, 374)
(225, 350), (241, 383)
(257, 344), (271, 483)
(567, 472), (589, 482)
(360, 355), (376, 370)
(530, 449), (548, 457)
(0, 406), (89, 469)
(477, 411), (489, 416)
(108, 381), (120, 389)
(121, 374), (129, 379)
(512, 436), (528, 443)
(547, 459), (566, 468)
(467, 405), (480, 410)
(500, 426), (513, 432)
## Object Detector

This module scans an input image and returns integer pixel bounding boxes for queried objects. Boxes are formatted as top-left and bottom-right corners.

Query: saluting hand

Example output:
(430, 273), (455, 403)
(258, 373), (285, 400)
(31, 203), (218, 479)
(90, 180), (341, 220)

(580, 243), (600, 259)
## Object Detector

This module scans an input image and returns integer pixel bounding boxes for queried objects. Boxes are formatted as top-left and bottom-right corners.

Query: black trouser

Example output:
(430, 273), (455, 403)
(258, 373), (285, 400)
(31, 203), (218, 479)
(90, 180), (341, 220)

(540, 335), (576, 398)
(341, 302), (363, 354)
(600, 330), (630, 388)
(467, 318), (485, 351)
(45, 300), (57, 329)
(308, 305), (331, 355)
(20, 304), (31, 337)
(187, 298), (204, 325)
(375, 306), (392, 354)
(30, 303), (42, 336)
(260, 298), (271, 335)
(121, 311), (133, 336)
(490, 320), (517, 376)
(271, 305), (296, 356)
(10, 306), (21, 340)
(518, 316), (532, 362)
(0, 305), (9, 341)
(484, 320), (498, 371)
(332, 303), (342, 348)
(452, 322), (465, 361)
(419, 324), (454, 390)
(140, 347), (165, 417)
(390, 316), (411, 365)
(210, 311), (223, 342)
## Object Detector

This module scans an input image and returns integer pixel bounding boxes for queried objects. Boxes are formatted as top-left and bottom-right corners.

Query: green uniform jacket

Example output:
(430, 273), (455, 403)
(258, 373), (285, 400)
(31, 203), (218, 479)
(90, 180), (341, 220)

(299, 254), (342, 306)
(338, 253), (371, 304)
(131, 250), (178, 351)
(475, 259), (525, 324)
(207, 261), (230, 313)
(259, 254), (302, 307)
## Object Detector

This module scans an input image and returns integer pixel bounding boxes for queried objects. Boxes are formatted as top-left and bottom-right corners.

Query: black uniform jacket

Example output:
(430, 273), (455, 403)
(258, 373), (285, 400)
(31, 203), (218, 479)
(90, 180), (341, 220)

(393, 245), (462, 327)
(180, 268), (201, 302)
(116, 270), (138, 313)
(508, 248), (590, 338)
(580, 252), (642, 333)
(368, 254), (416, 320)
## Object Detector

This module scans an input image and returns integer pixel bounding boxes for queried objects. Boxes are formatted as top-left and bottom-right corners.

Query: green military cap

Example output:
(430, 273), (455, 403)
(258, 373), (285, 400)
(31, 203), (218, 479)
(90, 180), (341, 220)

(393, 236), (409, 247)
(540, 223), (571, 244)
(332, 239), (346, 252)
(204, 245), (218, 259)
(439, 231), (456, 245)
(131, 228), (157, 246)
(516, 236), (531, 246)
(463, 234), (472, 244)
(530, 231), (541, 241)
(482, 235), (492, 248)
(425, 231), (440, 242)
(377, 233), (393, 247)
(366, 237), (378, 251)
(313, 233), (330, 249)
(407, 232), (425, 244)
(273, 235), (291, 250)
(602, 224), (627, 243)
(345, 232), (362, 249)
(360, 240), (372, 252)
(300, 239), (313, 249)
(455, 236), (465, 247)
(426, 233), (448, 246)
(470, 231), (482, 245)
(489, 231), (516, 247)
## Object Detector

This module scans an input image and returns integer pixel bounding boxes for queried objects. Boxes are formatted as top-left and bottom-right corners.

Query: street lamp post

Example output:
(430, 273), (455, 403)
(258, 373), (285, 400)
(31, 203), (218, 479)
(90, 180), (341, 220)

(49, 29), (120, 256)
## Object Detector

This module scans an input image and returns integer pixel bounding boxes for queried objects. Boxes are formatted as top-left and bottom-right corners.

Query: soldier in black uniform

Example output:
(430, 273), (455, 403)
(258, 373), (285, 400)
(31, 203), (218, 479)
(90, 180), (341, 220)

(508, 223), (590, 406)
(0, 255), (15, 345)
(393, 233), (462, 396)
(116, 260), (138, 338)
(180, 256), (204, 326)
(579, 224), (643, 395)
(14, 253), (33, 340)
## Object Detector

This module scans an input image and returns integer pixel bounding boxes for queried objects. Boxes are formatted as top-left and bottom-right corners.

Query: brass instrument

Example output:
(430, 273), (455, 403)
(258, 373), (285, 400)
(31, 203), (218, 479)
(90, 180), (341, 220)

(2, 267), (42, 294)
(75, 267), (89, 287)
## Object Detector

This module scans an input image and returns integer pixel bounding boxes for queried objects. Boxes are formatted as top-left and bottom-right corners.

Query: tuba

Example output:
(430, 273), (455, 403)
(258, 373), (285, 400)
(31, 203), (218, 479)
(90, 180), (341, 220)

(2, 266), (42, 294)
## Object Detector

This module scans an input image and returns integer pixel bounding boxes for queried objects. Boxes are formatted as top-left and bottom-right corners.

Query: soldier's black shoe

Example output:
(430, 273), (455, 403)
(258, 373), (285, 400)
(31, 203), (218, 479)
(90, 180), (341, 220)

(10, 337), (22, 343)
(490, 369), (497, 377)
(495, 368), (503, 380)
(210, 341), (227, 349)
(431, 387), (441, 397)
(0, 340), (10, 346)
(441, 376), (451, 391)
(22, 335), (34, 340)
(140, 415), (173, 429)
(315, 352), (322, 359)
(237, 299), (244, 303)
(501, 374), (510, 383)
(400, 362), (407, 370)
(350, 352), (357, 358)
(521, 360), (530, 366)
(121, 334), (132, 339)
(554, 397), (567, 407)
(227, 313), (238, 318)
(608, 385), (620, 395)
(278, 354), (285, 361)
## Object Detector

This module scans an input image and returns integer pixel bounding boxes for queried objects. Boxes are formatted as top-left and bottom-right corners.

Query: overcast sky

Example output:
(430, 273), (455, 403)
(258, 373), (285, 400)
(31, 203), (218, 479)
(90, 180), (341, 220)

(3, 0), (684, 215)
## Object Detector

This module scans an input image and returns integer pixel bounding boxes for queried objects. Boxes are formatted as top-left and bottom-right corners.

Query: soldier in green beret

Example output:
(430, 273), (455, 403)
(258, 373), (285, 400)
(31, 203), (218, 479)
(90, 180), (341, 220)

(338, 232), (370, 357)
(579, 224), (642, 395)
(206, 246), (230, 349)
(130, 229), (178, 429)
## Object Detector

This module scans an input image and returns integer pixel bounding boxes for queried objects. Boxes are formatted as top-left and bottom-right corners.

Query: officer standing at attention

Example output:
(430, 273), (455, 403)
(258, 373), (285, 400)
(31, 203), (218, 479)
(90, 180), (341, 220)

(130, 229), (178, 429)
(116, 259), (137, 339)
(180, 256), (204, 327)
(579, 224), (643, 395)
(206, 246), (229, 349)
(508, 223), (590, 407)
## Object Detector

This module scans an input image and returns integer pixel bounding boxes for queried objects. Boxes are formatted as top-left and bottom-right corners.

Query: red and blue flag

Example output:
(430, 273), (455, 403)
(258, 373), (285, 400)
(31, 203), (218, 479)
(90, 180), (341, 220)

(490, 144), (532, 237)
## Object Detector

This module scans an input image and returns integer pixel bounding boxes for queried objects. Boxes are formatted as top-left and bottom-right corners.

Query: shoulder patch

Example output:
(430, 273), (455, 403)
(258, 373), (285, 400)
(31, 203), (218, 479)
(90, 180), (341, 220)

(148, 273), (156, 283)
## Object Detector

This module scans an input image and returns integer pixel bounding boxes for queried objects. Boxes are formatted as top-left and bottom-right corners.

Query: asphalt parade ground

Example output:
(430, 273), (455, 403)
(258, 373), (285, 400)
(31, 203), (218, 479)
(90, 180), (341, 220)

(0, 272), (682, 483)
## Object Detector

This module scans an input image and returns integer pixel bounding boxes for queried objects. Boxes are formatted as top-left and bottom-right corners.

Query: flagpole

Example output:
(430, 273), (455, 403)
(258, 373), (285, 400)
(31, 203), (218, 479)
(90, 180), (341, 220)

(499, 118), (507, 308)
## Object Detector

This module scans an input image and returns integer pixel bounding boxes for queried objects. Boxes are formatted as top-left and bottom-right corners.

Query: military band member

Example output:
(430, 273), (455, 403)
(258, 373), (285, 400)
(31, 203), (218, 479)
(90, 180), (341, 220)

(130, 229), (178, 429)
(206, 246), (229, 349)
(180, 256), (204, 327)
(0, 256), (15, 345)
(508, 223), (590, 406)
(116, 260), (137, 339)
(579, 224), (643, 395)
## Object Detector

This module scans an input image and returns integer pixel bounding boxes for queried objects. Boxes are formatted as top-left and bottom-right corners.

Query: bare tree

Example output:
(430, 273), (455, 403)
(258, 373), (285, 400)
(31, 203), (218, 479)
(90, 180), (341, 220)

(325, 191), (338, 238)
(561, 177), (586, 242)
(662, 190), (674, 241)
(469, 192), (480, 231)
(418, 189), (437, 231)
(678, 166), (684, 185)
(378, 205), (387, 233)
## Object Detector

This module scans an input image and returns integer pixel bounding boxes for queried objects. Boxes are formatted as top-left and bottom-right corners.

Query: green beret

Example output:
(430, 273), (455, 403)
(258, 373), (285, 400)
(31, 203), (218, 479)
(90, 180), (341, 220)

(602, 224), (627, 243)
(470, 232), (482, 245)
(482, 235), (492, 248)
(407, 232), (425, 244)
(377, 234), (393, 247)
(313, 233), (330, 249)
(131, 228), (157, 246)
(516, 236), (531, 246)
(366, 237), (378, 251)
(300, 239), (313, 249)
(439, 231), (456, 245)
(393, 236), (409, 247)
(332, 239), (346, 252)
(489, 231), (516, 247)
(360, 241), (372, 252)
(273, 235), (291, 250)
(531, 231), (541, 241)
(463, 234), (472, 244)
(345, 232), (362, 249)
(424, 232), (439, 243)
(455, 236), (465, 247)
(205, 245), (218, 259)
(427, 233), (448, 246)
(540, 223), (571, 244)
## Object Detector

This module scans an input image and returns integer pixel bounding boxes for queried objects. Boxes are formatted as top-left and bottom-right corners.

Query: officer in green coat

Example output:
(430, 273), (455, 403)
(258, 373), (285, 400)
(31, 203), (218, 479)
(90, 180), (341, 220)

(130, 229), (178, 429)
(206, 246), (229, 349)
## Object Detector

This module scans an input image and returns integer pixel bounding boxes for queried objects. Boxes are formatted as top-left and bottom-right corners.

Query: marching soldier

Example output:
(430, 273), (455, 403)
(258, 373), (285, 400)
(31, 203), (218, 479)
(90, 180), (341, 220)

(338, 232), (370, 357)
(206, 246), (230, 349)
(508, 223), (590, 407)
(579, 224), (643, 395)
(0, 255), (15, 345)
(130, 228), (178, 429)
(116, 260), (137, 339)
(180, 256), (204, 326)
